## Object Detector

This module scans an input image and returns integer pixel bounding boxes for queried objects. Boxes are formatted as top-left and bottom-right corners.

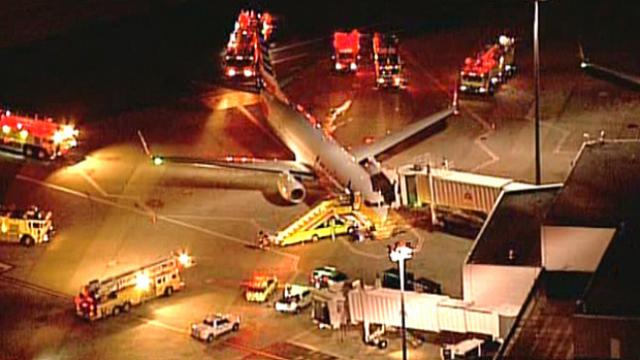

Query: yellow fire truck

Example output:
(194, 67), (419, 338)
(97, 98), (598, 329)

(0, 205), (54, 246)
(74, 252), (194, 321)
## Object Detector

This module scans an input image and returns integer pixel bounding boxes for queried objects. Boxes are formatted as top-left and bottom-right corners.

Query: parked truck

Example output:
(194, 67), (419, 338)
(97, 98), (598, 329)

(373, 33), (404, 88)
(74, 252), (194, 321)
(332, 30), (361, 73)
(0, 205), (54, 246)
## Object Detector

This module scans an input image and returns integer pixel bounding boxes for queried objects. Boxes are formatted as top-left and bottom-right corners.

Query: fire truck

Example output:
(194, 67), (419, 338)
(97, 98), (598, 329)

(0, 110), (79, 159)
(0, 205), (54, 247)
(458, 45), (502, 95)
(74, 252), (194, 321)
(373, 33), (404, 88)
(458, 35), (516, 95)
(332, 30), (361, 73)
(223, 10), (273, 80)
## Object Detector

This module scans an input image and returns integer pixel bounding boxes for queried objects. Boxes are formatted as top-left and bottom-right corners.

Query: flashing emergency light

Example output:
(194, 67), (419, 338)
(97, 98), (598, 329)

(135, 272), (151, 290)
(177, 252), (193, 268)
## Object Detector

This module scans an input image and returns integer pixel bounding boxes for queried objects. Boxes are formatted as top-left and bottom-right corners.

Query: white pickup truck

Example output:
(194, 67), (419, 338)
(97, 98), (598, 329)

(190, 314), (240, 343)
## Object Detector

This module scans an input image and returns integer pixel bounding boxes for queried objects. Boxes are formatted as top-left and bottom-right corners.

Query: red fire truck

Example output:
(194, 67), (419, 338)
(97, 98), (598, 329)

(459, 35), (516, 95)
(223, 10), (273, 80)
(332, 30), (361, 73)
(0, 110), (79, 159)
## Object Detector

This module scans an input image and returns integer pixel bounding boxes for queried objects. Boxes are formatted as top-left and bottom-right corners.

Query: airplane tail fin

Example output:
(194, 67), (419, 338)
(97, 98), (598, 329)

(257, 30), (288, 103)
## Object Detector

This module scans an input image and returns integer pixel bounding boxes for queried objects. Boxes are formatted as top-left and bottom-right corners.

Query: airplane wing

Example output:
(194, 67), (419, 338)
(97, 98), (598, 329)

(350, 108), (453, 162)
(137, 131), (315, 179)
(579, 44), (640, 88)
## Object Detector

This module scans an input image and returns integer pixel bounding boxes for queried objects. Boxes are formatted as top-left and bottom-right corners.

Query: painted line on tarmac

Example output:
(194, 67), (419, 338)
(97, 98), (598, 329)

(271, 37), (326, 53)
(339, 238), (385, 260)
(226, 341), (291, 360)
(0, 262), (12, 273)
(15, 174), (296, 255)
(287, 339), (347, 360)
(0, 275), (72, 300)
(77, 168), (108, 197)
(471, 132), (500, 172)
(272, 52), (309, 65)
(135, 315), (189, 335)
(237, 105), (285, 148)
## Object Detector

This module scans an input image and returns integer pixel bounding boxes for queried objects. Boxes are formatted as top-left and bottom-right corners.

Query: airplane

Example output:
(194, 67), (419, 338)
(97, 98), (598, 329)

(579, 44), (640, 89)
(142, 31), (454, 215)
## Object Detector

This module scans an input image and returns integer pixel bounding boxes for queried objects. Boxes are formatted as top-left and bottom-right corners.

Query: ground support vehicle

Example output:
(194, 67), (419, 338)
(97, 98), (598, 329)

(74, 252), (193, 321)
(373, 33), (404, 88)
(0, 205), (54, 246)
(190, 314), (240, 343)
(268, 195), (373, 246)
(244, 275), (278, 303)
(0, 109), (78, 159)
(275, 284), (312, 314)
(310, 266), (348, 289)
(332, 30), (360, 73)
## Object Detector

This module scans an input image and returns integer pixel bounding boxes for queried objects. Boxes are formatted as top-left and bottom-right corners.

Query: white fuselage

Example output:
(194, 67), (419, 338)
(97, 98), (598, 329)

(260, 91), (385, 206)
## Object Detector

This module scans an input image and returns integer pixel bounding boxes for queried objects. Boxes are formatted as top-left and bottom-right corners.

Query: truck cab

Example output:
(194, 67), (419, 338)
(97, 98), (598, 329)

(332, 30), (360, 73)
(190, 314), (240, 343)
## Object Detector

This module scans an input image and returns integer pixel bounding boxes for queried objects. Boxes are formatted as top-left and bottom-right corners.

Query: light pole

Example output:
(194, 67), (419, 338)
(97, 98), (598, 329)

(389, 241), (414, 360)
(533, 0), (543, 185)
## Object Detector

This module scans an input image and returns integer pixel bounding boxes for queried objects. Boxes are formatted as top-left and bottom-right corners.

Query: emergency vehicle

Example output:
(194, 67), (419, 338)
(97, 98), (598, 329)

(223, 10), (273, 80)
(244, 274), (278, 303)
(458, 35), (516, 95)
(190, 313), (240, 342)
(74, 252), (194, 321)
(0, 205), (54, 246)
(0, 110), (79, 159)
(267, 194), (373, 247)
(373, 33), (404, 88)
(332, 30), (361, 73)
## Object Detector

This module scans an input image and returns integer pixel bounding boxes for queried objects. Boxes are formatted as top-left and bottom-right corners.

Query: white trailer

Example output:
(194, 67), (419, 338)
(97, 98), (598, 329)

(348, 286), (501, 341)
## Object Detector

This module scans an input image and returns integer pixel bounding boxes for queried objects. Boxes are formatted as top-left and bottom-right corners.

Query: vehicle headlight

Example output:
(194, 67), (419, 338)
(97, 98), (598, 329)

(350, 62), (357, 71)
(479, 87), (487, 93)
(460, 85), (467, 91)
(243, 68), (254, 77)
(227, 68), (236, 77)
(335, 63), (343, 70)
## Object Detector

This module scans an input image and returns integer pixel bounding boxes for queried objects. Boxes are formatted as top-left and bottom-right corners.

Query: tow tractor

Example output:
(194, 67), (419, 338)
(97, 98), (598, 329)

(0, 205), (55, 246)
(74, 251), (194, 321)
(0, 109), (79, 159)
(332, 30), (361, 73)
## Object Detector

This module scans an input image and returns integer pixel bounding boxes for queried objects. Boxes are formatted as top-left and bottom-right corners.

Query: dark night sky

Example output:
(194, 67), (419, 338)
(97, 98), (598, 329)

(0, 0), (637, 118)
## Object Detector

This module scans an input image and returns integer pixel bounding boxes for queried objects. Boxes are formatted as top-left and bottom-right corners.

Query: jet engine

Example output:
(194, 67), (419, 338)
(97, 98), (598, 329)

(277, 172), (306, 204)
